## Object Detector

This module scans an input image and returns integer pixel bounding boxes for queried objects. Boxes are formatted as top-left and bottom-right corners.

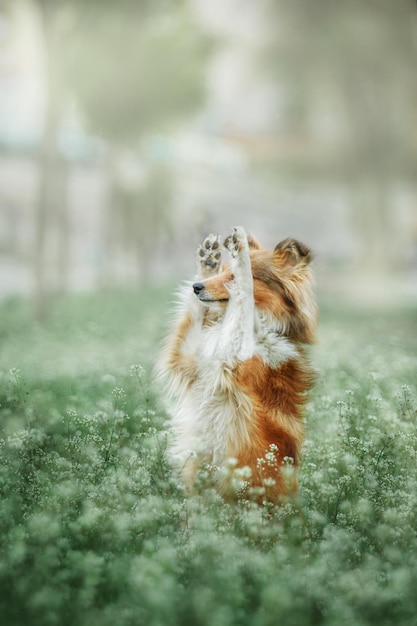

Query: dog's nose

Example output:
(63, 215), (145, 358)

(193, 282), (205, 295)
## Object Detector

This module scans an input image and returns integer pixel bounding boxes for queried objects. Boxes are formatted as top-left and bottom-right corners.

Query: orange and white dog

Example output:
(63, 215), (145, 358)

(158, 227), (317, 502)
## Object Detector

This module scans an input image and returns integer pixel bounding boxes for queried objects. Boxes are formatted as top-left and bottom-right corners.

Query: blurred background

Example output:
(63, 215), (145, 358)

(0, 0), (416, 320)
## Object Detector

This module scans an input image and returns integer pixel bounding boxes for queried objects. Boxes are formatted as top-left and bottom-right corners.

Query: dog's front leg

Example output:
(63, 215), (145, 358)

(187, 232), (223, 324)
(159, 234), (222, 379)
(219, 227), (255, 363)
(196, 233), (222, 280)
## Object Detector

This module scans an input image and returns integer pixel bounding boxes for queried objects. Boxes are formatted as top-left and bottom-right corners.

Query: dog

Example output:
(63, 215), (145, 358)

(157, 226), (317, 502)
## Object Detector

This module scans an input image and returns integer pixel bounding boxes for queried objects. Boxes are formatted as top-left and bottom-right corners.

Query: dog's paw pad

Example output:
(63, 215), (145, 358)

(224, 227), (248, 257)
(197, 234), (222, 271)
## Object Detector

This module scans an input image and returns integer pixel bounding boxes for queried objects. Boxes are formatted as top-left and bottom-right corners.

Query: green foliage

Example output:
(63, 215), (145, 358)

(64, 3), (212, 143)
(263, 0), (416, 180)
(0, 292), (416, 625)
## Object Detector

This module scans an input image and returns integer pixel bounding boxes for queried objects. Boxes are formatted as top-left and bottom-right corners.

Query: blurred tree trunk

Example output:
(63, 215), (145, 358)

(135, 165), (172, 285)
(101, 154), (173, 287)
(56, 157), (70, 291)
(101, 149), (121, 287)
(34, 0), (68, 320)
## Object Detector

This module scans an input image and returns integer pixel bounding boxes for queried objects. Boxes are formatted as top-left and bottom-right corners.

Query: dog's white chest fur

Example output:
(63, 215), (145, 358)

(169, 316), (296, 467)
(170, 322), (253, 466)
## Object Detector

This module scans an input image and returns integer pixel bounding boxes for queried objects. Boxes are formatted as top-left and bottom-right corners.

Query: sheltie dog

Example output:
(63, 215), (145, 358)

(157, 226), (317, 502)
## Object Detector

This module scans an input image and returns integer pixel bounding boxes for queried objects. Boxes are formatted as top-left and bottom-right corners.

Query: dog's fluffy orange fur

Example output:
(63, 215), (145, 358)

(157, 227), (317, 502)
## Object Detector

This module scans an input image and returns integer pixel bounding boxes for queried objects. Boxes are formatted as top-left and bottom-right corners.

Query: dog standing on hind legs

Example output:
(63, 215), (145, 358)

(157, 226), (317, 503)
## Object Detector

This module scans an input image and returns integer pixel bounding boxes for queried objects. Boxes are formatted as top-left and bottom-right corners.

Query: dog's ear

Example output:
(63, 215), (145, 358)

(274, 238), (313, 265)
(247, 233), (261, 250)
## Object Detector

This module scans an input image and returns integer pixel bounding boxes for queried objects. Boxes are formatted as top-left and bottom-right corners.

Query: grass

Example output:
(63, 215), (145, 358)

(0, 289), (416, 626)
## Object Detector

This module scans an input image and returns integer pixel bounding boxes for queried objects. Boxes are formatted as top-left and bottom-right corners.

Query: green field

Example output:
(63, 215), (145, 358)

(1, 290), (416, 626)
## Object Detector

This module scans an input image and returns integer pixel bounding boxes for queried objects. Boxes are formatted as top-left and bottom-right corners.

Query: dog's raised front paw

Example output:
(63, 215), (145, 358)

(224, 226), (249, 259)
(197, 234), (222, 276)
